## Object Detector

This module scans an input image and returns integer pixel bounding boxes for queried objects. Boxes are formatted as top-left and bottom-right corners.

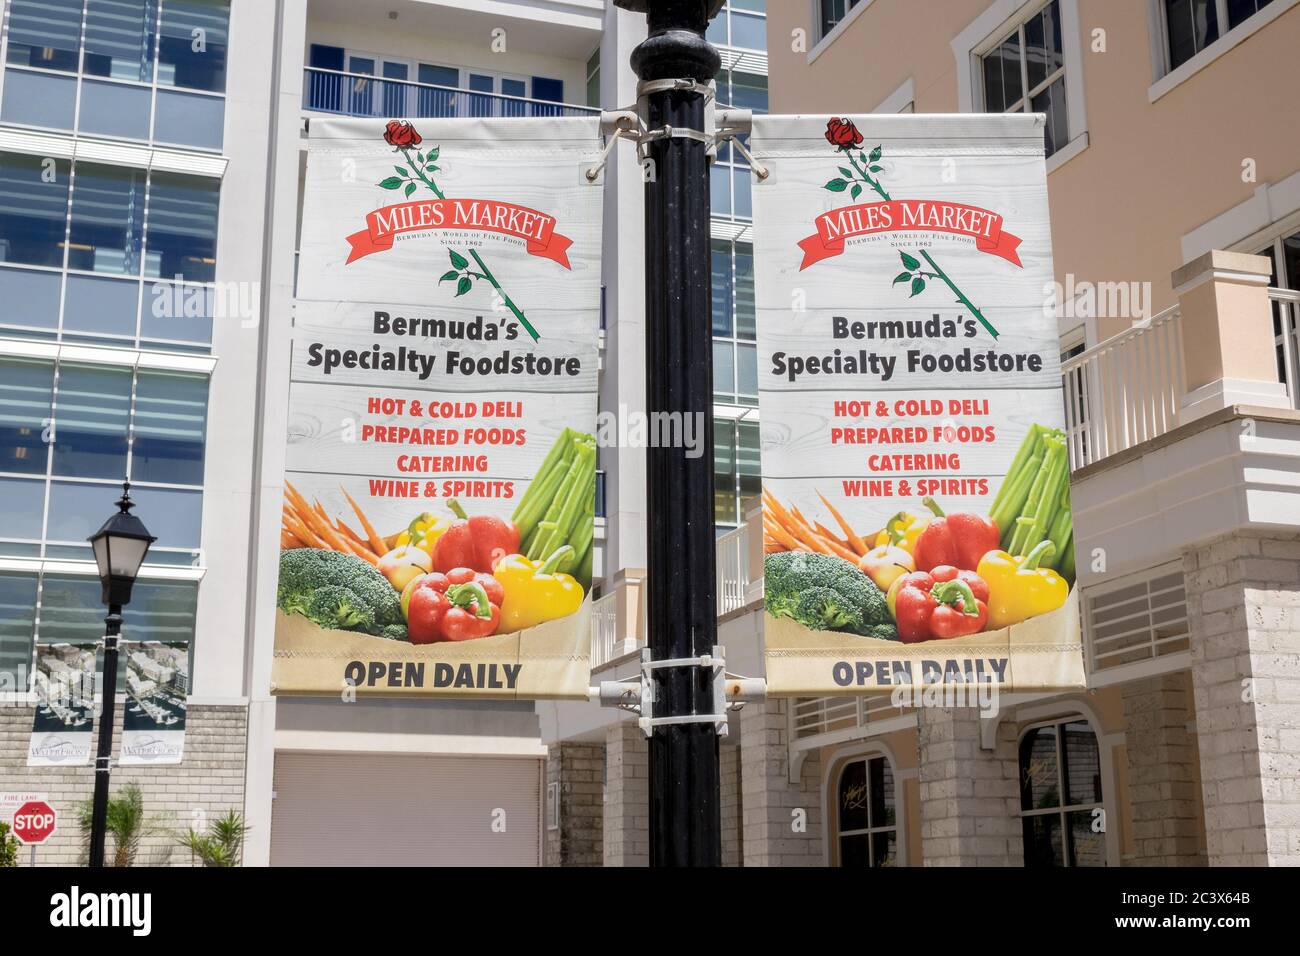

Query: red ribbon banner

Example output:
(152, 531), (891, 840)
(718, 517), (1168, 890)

(345, 198), (574, 267)
(797, 198), (1023, 270)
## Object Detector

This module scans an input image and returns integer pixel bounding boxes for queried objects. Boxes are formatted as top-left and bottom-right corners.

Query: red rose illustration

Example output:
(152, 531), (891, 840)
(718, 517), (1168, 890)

(825, 117), (863, 150)
(384, 120), (422, 148)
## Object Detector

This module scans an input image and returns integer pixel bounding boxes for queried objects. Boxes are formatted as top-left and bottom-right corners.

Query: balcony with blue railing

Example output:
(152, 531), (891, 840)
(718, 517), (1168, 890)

(303, 67), (598, 120)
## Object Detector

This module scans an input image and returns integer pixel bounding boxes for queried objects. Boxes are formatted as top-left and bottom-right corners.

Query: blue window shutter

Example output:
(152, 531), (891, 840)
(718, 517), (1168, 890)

(309, 44), (344, 70)
(531, 77), (563, 102)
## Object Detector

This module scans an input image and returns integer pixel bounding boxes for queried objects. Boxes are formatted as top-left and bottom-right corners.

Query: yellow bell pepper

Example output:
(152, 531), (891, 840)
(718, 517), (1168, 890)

(977, 541), (1068, 629)
(874, 511), (929, 554)
(396, 511), (451, 556)
(495, 545), (585, 631)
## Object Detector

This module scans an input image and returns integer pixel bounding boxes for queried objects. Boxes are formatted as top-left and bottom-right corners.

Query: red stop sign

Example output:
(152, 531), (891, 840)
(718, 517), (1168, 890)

(11, 800), (57, 844)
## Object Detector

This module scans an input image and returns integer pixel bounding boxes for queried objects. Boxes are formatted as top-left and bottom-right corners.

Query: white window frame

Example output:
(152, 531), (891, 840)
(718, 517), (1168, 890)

(951, 0), (1089, 173)
(808, 0), (879, 62)
(822, 741), (909, 867)
(872, 76), (915, 114)
(1147, 0), (1298, 103)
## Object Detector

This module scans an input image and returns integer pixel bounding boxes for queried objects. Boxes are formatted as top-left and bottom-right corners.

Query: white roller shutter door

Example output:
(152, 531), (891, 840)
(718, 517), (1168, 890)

(270, 752), (542, 866)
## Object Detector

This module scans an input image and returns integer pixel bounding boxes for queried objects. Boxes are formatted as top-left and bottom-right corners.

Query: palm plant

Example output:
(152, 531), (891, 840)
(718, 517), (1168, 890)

(75, 783), (171, 867)
(178, 809), (249, 867)
(0, 821), (19, 867)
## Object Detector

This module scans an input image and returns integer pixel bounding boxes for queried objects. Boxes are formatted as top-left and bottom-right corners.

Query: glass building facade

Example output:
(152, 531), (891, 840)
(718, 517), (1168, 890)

(0, 0), (227, 689)
(710, 1), (766, 529)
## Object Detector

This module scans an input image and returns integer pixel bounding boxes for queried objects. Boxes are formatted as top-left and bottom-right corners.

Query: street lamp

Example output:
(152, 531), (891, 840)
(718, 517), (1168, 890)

(86, 481), (156, 868)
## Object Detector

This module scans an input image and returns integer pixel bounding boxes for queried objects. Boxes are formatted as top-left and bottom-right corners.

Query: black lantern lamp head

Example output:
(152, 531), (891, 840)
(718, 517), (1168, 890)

(87, 482), (157, 607)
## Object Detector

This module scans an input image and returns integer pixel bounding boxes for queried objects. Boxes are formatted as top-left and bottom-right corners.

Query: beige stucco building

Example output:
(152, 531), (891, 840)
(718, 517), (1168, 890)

(543, 0), (1300, 868)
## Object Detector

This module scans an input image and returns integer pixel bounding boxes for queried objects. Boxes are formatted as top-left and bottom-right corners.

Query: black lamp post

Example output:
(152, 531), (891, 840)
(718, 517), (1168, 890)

(615, 0), (725, 866)
(86, 481), (156, 868)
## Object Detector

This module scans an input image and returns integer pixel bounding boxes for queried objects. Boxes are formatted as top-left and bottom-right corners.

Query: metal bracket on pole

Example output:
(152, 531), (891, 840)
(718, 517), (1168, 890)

(590, 645), (769, 737)
(714, 107), (768, 181)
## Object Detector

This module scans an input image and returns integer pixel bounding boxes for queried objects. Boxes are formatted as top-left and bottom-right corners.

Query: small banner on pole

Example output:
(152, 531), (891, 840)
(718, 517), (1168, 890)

(28, 644), (97, 767)
(119, 642), (189, 766)
(276, 116), (603, 699)
(750, 113), (1084, 695)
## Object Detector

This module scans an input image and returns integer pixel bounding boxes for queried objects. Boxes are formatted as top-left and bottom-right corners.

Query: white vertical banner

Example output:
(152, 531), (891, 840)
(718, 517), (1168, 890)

(275, 117), (603, 698)
(28, 645), (97, 767)
(750, 114), (1084, 695)
(119, 642), (189, 766)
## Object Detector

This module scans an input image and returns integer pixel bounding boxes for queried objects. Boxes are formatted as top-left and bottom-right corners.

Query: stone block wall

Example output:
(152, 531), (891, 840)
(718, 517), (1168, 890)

(0, 703), (248, 866)
(544, 741), (604, 867)
(739, 698), (822, 866)
(1184, 531), (1300, 866)
(916, 706), (1022, 866)
(1120, 672), (1206, 865)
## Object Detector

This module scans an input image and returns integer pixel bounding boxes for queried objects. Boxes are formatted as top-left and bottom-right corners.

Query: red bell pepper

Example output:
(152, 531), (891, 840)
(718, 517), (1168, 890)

(440, 581), (501, 642)
(432, 499), (521, 574)
(893, 567), (990, 644)
(406, 568), (502, 643)
(911, 497), (1000, 572)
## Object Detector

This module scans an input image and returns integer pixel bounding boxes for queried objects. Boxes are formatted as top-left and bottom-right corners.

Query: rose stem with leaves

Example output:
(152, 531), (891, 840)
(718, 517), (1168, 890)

(839, 144), (998, 340)
(468, 249), (540, 342)
(397, 146), (540, 342)
(919, 249), (999, 339)
(400, 147), (443, 199)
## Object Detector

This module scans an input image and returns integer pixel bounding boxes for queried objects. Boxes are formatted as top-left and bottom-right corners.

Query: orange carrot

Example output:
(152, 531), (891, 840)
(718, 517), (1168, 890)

(334, 517), (366, 546)
(817, 491), (867, 555)
(285, 514), (322, 550)
(340, 487), (387, 556)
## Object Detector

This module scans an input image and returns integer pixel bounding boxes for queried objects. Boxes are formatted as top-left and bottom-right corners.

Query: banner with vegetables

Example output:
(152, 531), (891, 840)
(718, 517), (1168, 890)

(750, 114), (1084, 694)
(276, 116), (602, 698)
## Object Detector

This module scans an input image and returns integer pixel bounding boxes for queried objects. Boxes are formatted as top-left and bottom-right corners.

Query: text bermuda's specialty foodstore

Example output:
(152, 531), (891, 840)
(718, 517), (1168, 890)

(276, 116), (604, 698)
(750, 113), (1084, 695)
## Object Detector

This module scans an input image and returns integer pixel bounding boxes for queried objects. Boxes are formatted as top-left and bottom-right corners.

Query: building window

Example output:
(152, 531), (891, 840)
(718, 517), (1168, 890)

(5, 0), (84, 72)
(818, 0), (862, 40)
(0, 152), (220, 350)
(585, 47), (600, 109)
(714, 418), (760, 528)
(981, 0), (1068, 157)
(2, 569), (198, 691)
(0, 355), (209, 564)
(712, 239), (757, 406)
(1162, 0), (1275, 71)
(0, 0), (229, 149)
(708, 1), (767, 50)
(1019, 719), (1107, 866)
(833, 754), (898, 866)
(1254, 228), (1300, 388)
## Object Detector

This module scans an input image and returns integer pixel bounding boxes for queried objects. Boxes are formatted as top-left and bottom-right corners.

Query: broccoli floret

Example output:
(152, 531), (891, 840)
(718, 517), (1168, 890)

(793, 586), (865, 632)
(277, 549), (403, 632)
(306, 586), (376, 633)
(378, 624), (409, 641)
(764, 551), (896, 639)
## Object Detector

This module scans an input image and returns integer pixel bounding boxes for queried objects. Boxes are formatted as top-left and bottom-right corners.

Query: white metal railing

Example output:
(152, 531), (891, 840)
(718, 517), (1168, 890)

(590, 589), (619, 670)
(1060, 305), (1185, 471)
(1271, 287), (1300, 409)
(789, 694), (908, 741)
(590, 522), (761, 667)
(716, 525), (751, 616)
(302, 67), (598, 120)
